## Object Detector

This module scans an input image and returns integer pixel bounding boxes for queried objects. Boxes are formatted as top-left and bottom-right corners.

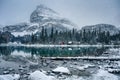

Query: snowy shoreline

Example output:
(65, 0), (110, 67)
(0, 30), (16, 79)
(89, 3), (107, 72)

(0, 42), (120, 48)
(0, 56), (120, 80)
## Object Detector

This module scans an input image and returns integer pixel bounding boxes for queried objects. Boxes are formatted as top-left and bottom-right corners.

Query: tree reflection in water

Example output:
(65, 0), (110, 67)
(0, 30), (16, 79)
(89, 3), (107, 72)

(0, 46), (110, 57)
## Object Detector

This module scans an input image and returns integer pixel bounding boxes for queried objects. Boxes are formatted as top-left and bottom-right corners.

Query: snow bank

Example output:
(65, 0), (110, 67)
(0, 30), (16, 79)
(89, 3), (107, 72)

(7, 42), (22, 46)
(0, 74), (20, 80)
(93, 69), (118, 80)
(29, 70), (56, 80)
(107, 68), (120, 73)
(11, 50), (31, 57)
(52, 67), (70, 74)
(76, 64), (95, 71)
(109, 48), (120, 55)
(64, 76), (86, 80)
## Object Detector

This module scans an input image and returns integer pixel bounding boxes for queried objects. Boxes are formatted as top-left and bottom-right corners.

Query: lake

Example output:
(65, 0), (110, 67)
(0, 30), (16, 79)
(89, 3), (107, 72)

(0, 46), (114, 57)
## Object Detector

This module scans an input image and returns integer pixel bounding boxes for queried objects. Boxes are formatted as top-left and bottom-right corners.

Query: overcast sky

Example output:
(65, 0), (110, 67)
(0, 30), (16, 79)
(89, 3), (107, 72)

(0, 0), (120, 28)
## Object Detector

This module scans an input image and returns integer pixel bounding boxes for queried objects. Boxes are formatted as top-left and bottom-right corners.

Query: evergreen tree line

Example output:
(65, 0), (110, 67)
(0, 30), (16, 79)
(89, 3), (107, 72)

(29, 27), (120, 44)
(0, 27), (120, 45)
(0, 31), (14, 43)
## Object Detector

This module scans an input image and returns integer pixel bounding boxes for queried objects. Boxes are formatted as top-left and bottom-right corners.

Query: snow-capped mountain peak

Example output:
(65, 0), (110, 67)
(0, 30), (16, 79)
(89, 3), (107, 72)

(36, 4), (58, 15)
(30, 4), (60, 23)
(30, 4), (77, 29)
(2, 5), (77, 37)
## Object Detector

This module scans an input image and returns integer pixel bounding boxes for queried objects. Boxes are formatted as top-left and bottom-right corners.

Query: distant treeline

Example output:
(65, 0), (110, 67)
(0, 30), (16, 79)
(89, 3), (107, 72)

(0, 27), (120, 45)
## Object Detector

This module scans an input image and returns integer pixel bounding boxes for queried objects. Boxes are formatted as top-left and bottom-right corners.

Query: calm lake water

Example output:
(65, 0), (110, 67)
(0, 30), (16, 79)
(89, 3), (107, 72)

(0, 46), (118, 57)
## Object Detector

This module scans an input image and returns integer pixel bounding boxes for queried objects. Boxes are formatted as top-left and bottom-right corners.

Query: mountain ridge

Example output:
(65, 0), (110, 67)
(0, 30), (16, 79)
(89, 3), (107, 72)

(2, 5), (77, 37)
(81, 24), (119, 35)
(1, 5), (120, 37)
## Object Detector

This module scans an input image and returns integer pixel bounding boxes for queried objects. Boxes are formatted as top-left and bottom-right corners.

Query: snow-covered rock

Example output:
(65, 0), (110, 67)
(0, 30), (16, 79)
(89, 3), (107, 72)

(0, 74), (20, 80)
(108, 68), (120, 73)
(29, 70), (56, 80)
(76, 66), (85, 71)
(52, 67), (70, 74)
(93, 69), (118, 80)
(76, 64), (95, 71)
